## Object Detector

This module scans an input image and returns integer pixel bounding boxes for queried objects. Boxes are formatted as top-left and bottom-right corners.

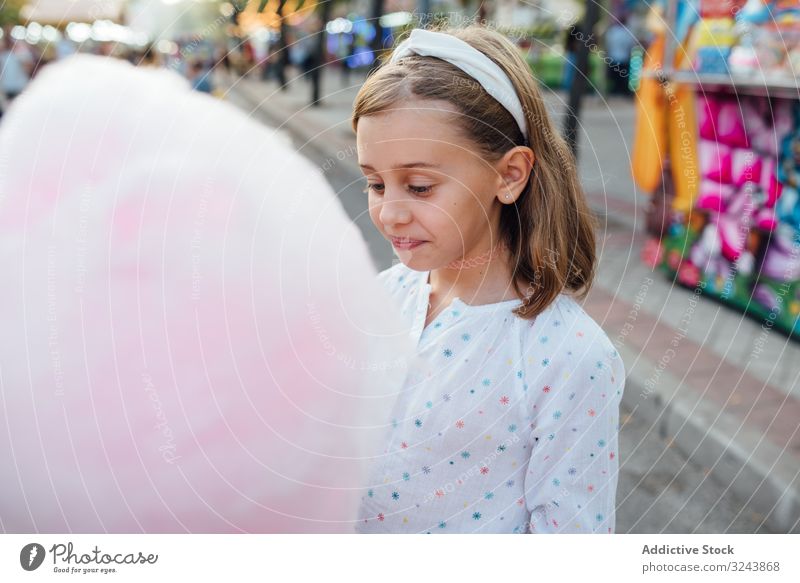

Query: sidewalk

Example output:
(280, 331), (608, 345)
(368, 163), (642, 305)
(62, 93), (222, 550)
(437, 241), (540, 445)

(217, 67), (800, 533)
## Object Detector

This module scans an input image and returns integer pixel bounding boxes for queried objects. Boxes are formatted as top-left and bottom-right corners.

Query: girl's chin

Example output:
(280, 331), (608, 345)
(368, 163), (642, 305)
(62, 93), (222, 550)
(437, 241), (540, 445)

(393, 250), (438, 272)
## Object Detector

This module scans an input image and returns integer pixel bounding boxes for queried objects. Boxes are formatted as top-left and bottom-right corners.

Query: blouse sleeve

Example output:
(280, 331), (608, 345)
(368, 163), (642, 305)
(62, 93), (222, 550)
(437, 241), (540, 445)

(521, 322), (625, 533)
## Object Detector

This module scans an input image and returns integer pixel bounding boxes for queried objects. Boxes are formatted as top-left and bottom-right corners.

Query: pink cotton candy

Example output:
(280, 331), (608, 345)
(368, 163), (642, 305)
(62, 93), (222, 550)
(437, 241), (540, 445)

(0, 56), (413, 533)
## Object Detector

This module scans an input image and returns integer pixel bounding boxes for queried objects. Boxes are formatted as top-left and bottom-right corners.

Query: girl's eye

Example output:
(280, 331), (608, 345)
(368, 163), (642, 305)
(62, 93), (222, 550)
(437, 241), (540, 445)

(363, 183), (433, 195)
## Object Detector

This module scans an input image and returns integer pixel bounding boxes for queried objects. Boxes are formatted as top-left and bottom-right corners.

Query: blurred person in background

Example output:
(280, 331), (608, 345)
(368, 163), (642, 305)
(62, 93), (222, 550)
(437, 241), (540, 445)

(188, 59), (213, 93)
(56, 36), (77, 60)
(604, 17), (638, 96)
(30, 43), (55, 79)
(562, 25), (579, 91)
(216, 41), (231, 73)
(138, 44), (160, 67)
(0, 33), (33, 104)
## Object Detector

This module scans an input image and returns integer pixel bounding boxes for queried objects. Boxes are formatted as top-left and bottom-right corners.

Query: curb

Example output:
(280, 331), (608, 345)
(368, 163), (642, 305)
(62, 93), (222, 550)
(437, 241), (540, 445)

(618, 342), (800, 533)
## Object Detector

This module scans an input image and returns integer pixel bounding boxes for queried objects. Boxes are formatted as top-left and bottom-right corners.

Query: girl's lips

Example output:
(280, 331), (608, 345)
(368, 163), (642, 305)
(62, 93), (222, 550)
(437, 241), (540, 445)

(390, 236), (426, 250)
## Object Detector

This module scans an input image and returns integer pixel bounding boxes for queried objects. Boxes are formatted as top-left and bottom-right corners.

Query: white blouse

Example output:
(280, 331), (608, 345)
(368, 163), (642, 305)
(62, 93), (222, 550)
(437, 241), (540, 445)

(355, 262), (625, 533)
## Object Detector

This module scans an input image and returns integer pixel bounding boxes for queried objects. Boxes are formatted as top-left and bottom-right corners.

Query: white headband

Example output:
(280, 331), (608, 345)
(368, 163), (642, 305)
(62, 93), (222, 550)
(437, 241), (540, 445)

(389, 28), (529, 139)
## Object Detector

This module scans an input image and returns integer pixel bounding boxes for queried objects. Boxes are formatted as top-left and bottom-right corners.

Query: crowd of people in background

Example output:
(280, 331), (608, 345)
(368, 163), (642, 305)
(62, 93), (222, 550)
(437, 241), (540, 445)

(0, 11), (647, 121)
(562, 13), (646, 97)
(0, 25), (228, 119)
(0, 19), (349, 119)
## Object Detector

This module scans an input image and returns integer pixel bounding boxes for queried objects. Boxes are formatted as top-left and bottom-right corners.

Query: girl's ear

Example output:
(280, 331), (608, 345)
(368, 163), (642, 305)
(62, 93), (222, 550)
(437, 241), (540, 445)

(494, 146), (535, 204)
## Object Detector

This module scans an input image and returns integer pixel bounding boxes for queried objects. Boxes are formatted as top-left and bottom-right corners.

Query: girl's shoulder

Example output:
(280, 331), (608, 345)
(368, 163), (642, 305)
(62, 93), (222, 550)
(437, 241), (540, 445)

(525, 292), (624, 383)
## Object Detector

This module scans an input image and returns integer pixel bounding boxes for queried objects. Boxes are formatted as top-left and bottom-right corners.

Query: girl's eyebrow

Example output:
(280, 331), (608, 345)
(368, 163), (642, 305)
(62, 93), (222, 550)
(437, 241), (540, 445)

(359, 162), (441, 171)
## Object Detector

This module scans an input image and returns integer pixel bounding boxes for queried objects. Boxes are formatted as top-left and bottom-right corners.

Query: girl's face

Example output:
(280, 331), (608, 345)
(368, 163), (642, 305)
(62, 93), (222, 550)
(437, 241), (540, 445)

(356, 99), (510, 272)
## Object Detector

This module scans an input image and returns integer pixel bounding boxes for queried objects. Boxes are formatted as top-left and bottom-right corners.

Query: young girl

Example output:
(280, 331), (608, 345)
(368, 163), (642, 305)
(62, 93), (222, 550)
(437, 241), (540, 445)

(351, 25), (625, 534)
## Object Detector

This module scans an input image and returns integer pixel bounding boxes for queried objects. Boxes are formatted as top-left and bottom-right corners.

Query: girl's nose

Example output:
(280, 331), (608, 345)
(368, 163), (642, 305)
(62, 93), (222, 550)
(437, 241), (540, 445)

(378, 200), (412, 228)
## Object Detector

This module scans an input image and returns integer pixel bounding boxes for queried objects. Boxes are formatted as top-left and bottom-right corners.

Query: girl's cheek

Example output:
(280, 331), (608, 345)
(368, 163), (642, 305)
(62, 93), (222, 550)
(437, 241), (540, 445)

(422, 203), (451, 228)
(368, 204), (383, 231)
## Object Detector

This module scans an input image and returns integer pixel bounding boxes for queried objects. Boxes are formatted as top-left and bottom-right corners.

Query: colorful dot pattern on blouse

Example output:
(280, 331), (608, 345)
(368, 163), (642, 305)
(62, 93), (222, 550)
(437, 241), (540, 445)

(355, 262), (626, 534)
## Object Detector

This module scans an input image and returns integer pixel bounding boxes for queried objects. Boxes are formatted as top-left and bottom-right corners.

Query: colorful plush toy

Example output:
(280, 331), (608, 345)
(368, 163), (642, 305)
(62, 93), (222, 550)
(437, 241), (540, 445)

(760, 225), (800, 282)
(731, 148), (763, 186)
(696, 178), (736, 212)
(776, 186), (800, 231)
(775, 102), (800, 229)
(689, 17), (738, 74)
(689, 220), (723, 274)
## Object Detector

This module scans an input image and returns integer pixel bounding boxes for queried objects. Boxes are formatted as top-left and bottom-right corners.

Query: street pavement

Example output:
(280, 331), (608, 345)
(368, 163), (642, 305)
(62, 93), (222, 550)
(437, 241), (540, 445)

(216, 65), (800, 533)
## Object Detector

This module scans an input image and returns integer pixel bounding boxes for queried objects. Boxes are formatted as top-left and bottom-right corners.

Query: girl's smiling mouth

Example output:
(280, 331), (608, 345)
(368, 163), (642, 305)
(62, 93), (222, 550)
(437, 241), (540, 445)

(390, 236), (427, 250)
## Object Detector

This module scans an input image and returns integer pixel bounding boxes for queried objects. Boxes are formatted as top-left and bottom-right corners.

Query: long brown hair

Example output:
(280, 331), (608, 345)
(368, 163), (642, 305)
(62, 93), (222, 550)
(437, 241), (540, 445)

(351, 24), (596, 320)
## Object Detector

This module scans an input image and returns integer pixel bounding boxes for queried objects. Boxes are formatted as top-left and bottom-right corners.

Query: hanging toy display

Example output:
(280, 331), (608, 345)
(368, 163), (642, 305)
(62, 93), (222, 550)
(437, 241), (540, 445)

(637, 0), (800, 339)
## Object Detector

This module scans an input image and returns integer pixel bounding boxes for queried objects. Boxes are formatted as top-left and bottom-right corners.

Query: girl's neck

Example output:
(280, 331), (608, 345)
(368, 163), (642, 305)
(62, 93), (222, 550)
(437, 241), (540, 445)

(428, 241), (521, 306)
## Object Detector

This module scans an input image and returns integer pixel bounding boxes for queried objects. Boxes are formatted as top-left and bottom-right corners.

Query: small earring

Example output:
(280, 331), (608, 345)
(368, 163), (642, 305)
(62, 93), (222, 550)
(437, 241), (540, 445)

(505, 193), (512, 200)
